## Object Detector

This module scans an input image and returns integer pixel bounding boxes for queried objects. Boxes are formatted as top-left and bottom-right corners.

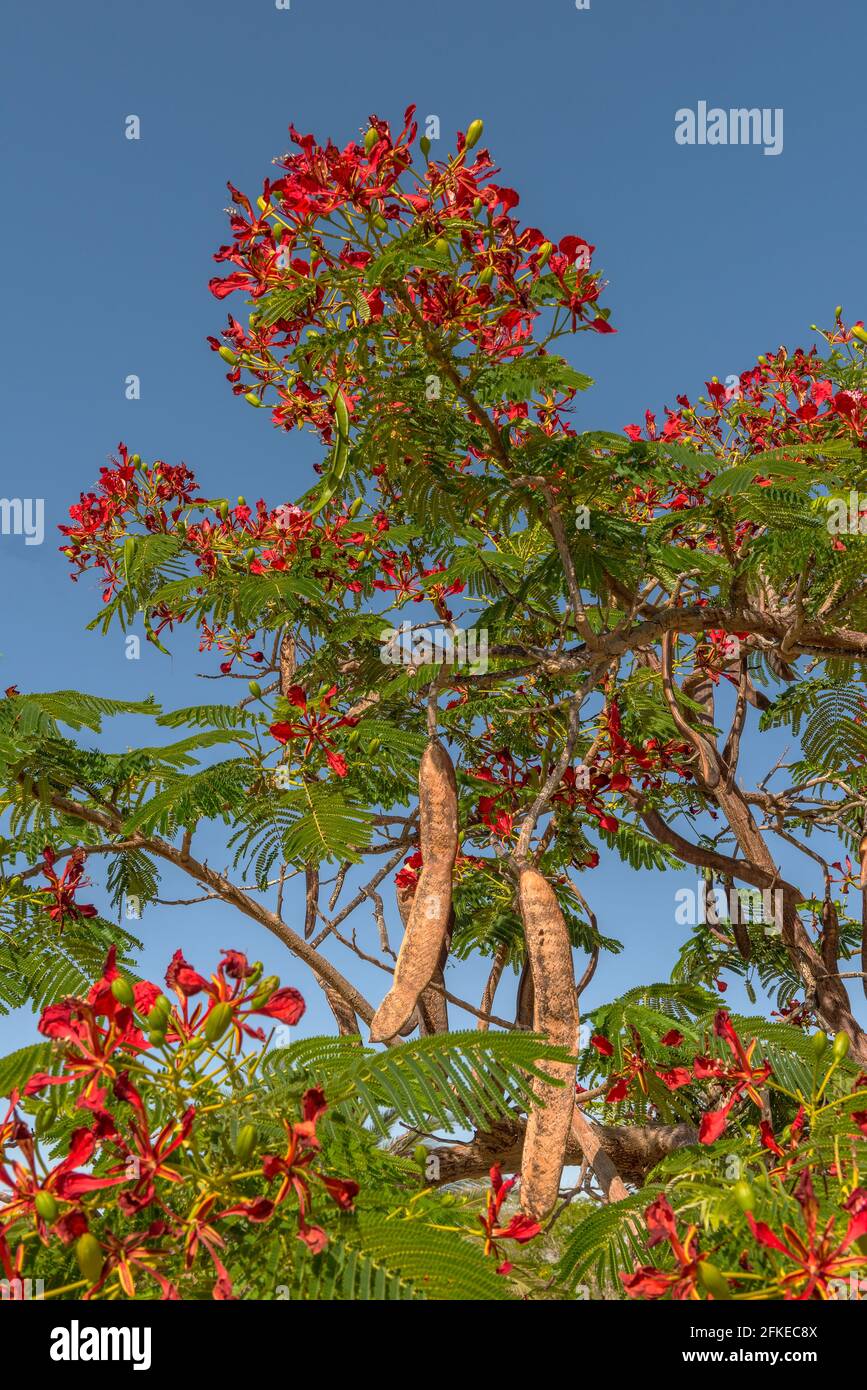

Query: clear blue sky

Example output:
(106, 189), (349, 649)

(1, 0), (865, 1052)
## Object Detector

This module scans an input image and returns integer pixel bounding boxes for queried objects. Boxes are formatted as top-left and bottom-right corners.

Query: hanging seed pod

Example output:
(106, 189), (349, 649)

(369, 739), (458, 1042)
(518, 868), (579, 1222)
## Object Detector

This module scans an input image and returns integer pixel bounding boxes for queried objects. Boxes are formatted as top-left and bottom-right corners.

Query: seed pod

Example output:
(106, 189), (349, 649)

(110, 976), (135, 1007)
(518, 868), (579, 1222)
(369, 739), (458, 1042)
(234, 1124), (256, 1163)
(34, 1191), (59, 1222)
(833, 1030), (851, 1061)
(698, 1260), (731, 1299)
(733, 1179), (755, 1212)
(75, 1233), (104, 1285)
(204, 1001), (234, 1043)
(465, 119), (484, 150)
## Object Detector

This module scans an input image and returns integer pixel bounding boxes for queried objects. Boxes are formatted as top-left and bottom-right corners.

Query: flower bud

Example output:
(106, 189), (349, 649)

(851, 323), (867, 345)
(537, 241), (553, 268)
(247, 961), (264, 986)
(204, 1001), (234, 1043)
(364, 127), (379, 154)
(832, 1030), (851, 1060)
(34, 1191), (59, 1222)
(810, 1030), (828, 1058)
(835, 306), (843, 318)
(237, 495), (246, 506)
(413, 1144), (428, 1168)
(477, 266), (494, 286)
(348, 496), (363, 517)
(75, 1233), (104, 1284)
(110, 976), (136, 1007)
(733, 1179), (754, 1212)
(464, 119), (484, 150)
(248, 680), (262, 698)
(434, 238), (450, 258)
(244, 391), (263, 407)
(218, 346), (237, 365)
(147, 1028), (167, 1047)
(697, 1260), (731, 1299)
(249, 976), (280, 1009)
(234, 1124), (257, 1163)
(130, 453), (142, 467)
(218, 500), (230, 521)
(420, 135), (431, 158)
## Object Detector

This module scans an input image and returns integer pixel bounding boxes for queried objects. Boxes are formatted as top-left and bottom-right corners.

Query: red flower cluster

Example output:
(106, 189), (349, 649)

(478, 1165), (541, 1274)
(39, 846), (97, 926)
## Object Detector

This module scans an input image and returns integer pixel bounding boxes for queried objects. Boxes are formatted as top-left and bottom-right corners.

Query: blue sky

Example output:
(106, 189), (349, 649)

(1, 0), (865, 1053)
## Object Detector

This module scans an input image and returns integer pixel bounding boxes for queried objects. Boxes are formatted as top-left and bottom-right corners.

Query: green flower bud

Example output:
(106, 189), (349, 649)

(237, 495), (247, 506)
(246, 547), (256, 564)
(75, 1233), (104, 1285)
(147, 1028), (167, 1047)
(248, 680), (262, 698)
(244, 391), (263, 407)
(465, 119), (484, 150)
(833, 1031), (851, 1060)
(472, 198), (483, 217)
(218, 499), (230, 521)
(810, 1030), (829, 1059)
(152, 993), (171, 1018)
(368, 738), (382, 755)
(110, 976), (136, 1008)
(218, 346), (237, 365)
(419, 135), (431, 158)
(234, 1124), (257, 1163)
(348, 496), (363, 518)
(364, 127), (379, 154)
(697, 1260), (731, 1299)
(434, 238), (450, 258)
(851, 323), (867, 345)
(34, 1191), (59, 1223)
(835, 306), (843, 319)
(477, 266), (494, 286)
(413, 1144), (428, 1168)
(733, 1179), (755, 1212)
(204, 1001), (234, 1043)
(249, 976), (280, 1009)
(537, 241), (553, 268)
(130, 453), (142, 467)
(246, 961), (264, 987)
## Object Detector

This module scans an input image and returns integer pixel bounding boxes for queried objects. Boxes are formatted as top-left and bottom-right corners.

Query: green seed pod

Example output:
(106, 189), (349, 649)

(697, 1260), (731, 1299)
(833, 1030), (851, 1060)
(34, 1191), (59, 1223)
(811, 1030), (829, 1059)
(465, 119), (484, 150)
(218, 346), (237, 365)
(364, 127), (379, 154)
(419, 135), (431, 158)
(537, 241), (553, 268)
(204, 1001), (234, 1043)
(75, 1233), (104, 1285)
(248, 679), (262, 698)
(110, 976), (136, 1008)
(244, 391), (263, 407)
(234, 1124), (257, 1163)
(733, 1179), (755, 1212)
(477, 266), (494, 286)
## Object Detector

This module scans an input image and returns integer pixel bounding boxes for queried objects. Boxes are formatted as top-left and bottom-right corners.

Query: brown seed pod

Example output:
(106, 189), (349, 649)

(518, 868), (579, 1222)
(369, 739), (458, 1042)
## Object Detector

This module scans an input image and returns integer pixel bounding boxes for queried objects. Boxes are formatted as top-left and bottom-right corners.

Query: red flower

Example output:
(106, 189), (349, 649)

(478, 1165), (540, 1273)
(747, 1170), (867, 1298)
